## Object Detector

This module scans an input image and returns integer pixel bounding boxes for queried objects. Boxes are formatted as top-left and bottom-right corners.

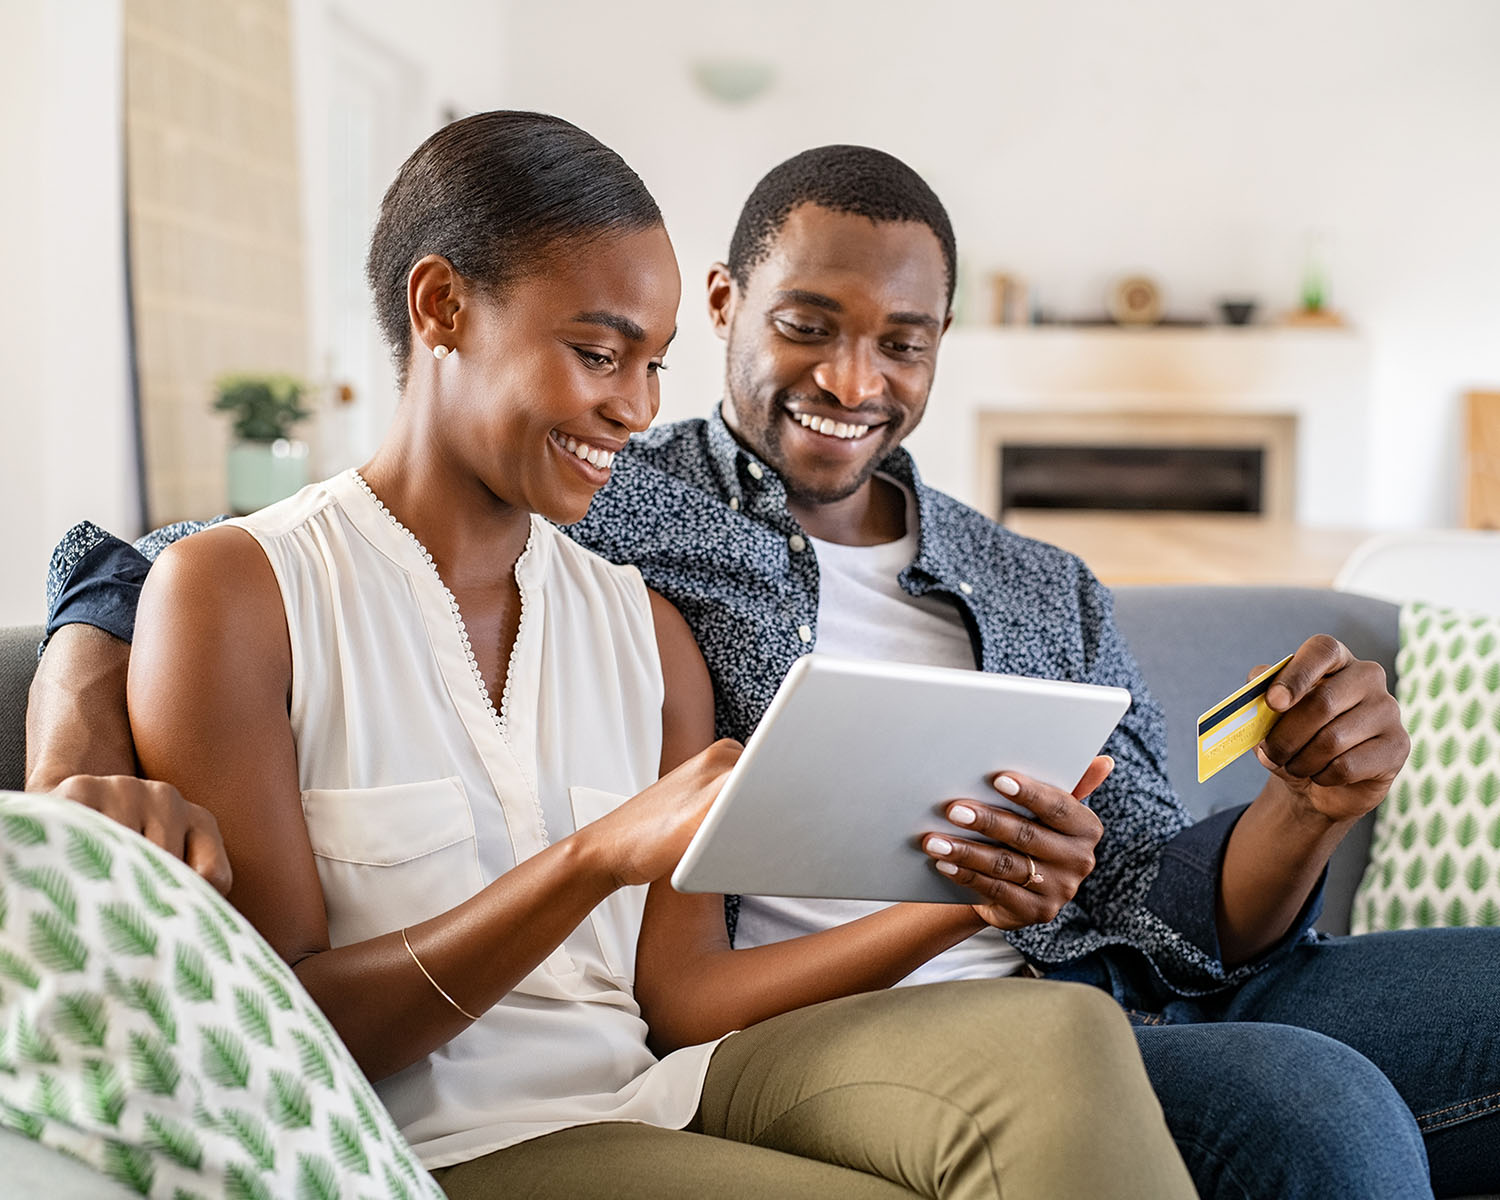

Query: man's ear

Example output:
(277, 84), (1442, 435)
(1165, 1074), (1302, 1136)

(408, 254), (464, 357)
(706, 262), (736, 342)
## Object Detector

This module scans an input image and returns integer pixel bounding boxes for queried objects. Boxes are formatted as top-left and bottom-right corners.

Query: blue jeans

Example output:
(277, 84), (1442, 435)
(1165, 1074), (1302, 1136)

(1110, 928), (1500, 1200)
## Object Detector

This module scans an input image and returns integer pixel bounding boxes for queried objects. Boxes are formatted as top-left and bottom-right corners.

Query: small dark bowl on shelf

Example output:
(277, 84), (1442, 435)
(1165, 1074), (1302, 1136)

(1219, 300), (1258, 326)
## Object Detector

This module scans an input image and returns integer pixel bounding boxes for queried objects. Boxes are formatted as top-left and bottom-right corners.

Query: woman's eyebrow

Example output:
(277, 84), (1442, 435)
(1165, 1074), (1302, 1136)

(571, 311), (646, 341)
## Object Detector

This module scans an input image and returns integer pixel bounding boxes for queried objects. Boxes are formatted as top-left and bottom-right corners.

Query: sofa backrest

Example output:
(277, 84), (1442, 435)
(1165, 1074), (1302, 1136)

(1112, 586), (1400, 935)
(0, 590), (1403, 931)
(0, 626), (42, 793)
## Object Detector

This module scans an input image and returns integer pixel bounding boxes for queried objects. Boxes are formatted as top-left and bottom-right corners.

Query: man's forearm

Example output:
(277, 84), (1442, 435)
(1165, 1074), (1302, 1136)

(26, 624), (139, 790)
(1215, 778), (1354, 966)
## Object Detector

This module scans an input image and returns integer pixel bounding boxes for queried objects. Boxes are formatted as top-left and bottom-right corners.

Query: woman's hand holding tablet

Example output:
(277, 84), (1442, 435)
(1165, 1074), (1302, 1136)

(921, 756), (1112, 930)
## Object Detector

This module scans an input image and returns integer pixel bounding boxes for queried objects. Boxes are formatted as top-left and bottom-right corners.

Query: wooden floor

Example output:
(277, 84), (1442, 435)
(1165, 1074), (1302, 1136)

(1003, 512), (1374, 588)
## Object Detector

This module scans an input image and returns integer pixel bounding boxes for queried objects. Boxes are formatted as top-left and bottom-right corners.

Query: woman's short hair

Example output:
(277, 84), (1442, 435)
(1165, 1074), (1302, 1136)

(366, 111), (663, 384)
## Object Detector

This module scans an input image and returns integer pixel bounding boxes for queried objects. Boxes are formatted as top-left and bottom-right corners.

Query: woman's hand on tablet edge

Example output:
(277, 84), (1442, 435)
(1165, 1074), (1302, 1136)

(576, 739), (742, 890)
(920, 756), (1112, 931)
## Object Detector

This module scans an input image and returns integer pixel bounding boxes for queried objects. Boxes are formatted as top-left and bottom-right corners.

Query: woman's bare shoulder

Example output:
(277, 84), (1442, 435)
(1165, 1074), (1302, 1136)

(138, 523), (289, 674)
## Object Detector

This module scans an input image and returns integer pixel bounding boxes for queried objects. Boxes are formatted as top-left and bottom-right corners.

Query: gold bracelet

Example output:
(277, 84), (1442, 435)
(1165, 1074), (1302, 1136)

(400, 927), (481, 1022)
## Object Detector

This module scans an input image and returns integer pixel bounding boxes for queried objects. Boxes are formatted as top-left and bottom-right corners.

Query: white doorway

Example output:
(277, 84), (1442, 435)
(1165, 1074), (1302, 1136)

(316, 14), (424, 471)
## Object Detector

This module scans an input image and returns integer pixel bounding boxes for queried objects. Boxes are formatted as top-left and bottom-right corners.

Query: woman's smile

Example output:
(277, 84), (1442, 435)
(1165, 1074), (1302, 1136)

(550, 429), (622, 482)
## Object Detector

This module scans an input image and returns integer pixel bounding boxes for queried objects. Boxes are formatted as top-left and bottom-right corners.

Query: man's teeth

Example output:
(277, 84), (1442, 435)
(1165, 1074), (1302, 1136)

(793, 412), (870, 440)
(559, 435), (615, 469)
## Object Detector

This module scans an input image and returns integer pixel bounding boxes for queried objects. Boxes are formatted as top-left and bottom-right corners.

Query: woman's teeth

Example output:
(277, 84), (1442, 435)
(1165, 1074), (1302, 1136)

(558, 434), (615, 470)
(793, 412), (870, 440)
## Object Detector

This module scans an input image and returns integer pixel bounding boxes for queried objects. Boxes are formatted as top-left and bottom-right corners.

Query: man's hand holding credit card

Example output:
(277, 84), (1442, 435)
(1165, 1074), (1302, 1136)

(1197, 654), (1294, 782)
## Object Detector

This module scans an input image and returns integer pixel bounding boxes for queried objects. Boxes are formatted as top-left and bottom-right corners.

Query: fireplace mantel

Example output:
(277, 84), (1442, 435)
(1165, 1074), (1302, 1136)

(911, 326), (1373, 527)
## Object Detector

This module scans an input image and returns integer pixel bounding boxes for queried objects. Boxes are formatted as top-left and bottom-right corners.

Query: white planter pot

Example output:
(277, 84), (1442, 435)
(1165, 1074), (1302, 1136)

(227, 438), (310, 514)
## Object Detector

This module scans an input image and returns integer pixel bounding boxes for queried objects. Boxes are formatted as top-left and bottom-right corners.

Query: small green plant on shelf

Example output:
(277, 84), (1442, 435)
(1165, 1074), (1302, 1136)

(213, 374), (310, 442)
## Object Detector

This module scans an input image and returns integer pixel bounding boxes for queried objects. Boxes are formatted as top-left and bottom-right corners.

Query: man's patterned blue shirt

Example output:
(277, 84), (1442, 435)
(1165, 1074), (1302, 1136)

(44, 406), (1320, 1001)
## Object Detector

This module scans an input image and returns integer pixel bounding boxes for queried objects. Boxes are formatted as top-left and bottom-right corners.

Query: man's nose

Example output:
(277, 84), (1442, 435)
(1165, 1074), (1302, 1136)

(812, 344), (884, 408)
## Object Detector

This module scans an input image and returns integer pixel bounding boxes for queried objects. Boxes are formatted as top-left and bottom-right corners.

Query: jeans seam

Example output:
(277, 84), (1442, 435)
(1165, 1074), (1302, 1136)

(1414, 1085), (1500, 1133)
(751, 1080), (1002, 1199)
(1171, 1132), (1256, 1200)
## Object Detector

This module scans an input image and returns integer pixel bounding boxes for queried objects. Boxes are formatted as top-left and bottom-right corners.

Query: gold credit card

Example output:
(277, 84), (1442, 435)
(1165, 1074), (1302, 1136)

(1196, 654), (1294, 783)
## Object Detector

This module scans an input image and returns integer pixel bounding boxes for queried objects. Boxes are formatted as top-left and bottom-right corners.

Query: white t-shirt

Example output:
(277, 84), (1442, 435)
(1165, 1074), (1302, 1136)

(733, 481), (1026, 985)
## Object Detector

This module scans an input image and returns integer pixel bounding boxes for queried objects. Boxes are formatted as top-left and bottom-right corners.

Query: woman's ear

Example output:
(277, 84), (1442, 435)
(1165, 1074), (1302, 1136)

(408, 254), (463, 356)
(706, 262), (737, 342)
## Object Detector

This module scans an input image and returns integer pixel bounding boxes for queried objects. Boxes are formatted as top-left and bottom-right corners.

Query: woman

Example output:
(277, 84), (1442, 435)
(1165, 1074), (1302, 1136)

(127, 111), (1192, 1199)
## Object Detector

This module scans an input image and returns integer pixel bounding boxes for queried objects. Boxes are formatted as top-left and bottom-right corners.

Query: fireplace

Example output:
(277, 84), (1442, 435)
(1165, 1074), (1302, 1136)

(913, 327), (1370, 527)
(999, 444), (1266, 515)
(976, 410), (1297, 522)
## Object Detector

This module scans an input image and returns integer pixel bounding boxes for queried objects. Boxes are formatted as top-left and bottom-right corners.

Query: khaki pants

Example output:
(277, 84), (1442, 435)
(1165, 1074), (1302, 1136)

(432, 979), (1195, 1200)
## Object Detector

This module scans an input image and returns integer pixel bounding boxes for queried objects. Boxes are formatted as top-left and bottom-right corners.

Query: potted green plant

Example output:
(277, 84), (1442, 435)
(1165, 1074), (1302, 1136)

(213, 373), (312, 514)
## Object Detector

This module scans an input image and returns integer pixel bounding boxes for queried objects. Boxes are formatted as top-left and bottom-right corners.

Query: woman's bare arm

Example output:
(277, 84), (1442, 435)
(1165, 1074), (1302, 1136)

(128, 528), (728, 1080)
(634, 593), (985, 1054)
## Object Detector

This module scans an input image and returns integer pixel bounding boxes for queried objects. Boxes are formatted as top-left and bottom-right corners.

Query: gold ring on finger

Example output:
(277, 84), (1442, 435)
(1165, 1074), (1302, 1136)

(1024, 855), (1044, 889)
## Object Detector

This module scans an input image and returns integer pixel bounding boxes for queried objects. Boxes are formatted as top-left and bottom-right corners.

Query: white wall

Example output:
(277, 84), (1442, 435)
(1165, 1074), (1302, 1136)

(290, 0), (511, 471)
(0, 0), (511, 628)
(0, 0), (134, 626)
(3, 0), (1494, 627)
(499, 0), (1500, 529)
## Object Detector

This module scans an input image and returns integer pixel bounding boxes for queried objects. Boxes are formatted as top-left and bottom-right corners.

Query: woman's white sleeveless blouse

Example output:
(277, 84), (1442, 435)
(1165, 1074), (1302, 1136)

(229, 470), (720, 1168)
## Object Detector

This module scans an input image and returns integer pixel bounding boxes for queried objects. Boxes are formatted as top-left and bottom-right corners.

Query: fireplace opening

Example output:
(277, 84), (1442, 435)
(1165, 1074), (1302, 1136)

(999, 444), (1265, 515)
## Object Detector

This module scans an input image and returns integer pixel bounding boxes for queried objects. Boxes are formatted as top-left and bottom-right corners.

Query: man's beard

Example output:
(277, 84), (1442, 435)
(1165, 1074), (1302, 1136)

(752, 385), (901, 506)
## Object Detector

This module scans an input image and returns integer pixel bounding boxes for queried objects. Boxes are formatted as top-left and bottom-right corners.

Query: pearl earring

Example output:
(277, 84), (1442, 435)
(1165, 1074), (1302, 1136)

(432, 345), (451, 360)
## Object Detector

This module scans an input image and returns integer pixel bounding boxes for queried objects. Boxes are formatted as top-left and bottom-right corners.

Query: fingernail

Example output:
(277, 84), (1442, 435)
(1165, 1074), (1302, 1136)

(949, 804), (977, 826)
(994, 775), (1020, 797)
(926, 836), (954, 855)
(936, 860), (959, 876)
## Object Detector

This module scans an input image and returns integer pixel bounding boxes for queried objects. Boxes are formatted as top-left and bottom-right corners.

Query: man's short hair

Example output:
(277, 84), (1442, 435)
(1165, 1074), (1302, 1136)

(727, 145), (956, 309)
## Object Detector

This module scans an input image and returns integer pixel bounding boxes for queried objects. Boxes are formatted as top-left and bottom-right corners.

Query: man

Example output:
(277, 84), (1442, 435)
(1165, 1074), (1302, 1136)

(29, 146), (1499, 1198)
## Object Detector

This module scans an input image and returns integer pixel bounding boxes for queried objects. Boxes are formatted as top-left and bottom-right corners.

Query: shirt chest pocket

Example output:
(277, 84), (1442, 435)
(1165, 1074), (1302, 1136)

(301, 777), (484, 949)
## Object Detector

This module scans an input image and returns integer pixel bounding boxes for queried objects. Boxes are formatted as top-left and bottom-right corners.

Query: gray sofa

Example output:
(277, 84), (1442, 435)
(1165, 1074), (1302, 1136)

(0, 589), (1463, 1196)
(0, 585), (1400, 926)
(1111, 585), (1399, 934)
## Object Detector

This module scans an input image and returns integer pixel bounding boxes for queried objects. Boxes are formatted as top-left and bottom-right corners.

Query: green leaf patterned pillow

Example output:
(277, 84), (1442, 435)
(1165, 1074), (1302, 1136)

(1352, 602), (1500, 933)
(0, 791), (445, 1199)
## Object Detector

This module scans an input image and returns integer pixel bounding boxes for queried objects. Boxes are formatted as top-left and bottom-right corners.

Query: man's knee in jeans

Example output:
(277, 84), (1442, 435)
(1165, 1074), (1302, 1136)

(1137, 1022), (1430, 1200)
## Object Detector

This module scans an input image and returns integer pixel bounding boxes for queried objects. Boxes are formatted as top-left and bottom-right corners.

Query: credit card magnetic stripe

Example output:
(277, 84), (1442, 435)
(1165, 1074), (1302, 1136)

(1198, 673), (1278, 737)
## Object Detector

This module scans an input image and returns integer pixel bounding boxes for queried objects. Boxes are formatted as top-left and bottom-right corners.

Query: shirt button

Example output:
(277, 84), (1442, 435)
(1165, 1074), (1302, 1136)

(788, 534), (807, 553)
(797, 624), (813, 643)
(747, 462), (764, 481)
(729, 497), (740, 511)
(959, 581), (974, 595)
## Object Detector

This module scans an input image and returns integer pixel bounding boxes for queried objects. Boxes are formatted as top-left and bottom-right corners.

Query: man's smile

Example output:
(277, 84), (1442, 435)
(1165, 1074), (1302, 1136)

(790, 411), (876, 441)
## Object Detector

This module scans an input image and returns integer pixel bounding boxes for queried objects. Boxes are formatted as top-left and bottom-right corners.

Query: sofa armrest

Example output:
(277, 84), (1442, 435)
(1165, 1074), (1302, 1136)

(0, 1126), (139, 1198)
(1, 624), (45, 793)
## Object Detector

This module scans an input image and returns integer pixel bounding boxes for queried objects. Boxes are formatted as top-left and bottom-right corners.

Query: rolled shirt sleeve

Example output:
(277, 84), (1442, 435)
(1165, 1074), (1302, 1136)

(1011, 567), (1324, 1000)
(40, 518), (221, 656)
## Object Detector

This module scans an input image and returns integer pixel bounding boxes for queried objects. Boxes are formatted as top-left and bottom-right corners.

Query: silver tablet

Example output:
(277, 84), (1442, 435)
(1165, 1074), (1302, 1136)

(671, 655), (1132, 904)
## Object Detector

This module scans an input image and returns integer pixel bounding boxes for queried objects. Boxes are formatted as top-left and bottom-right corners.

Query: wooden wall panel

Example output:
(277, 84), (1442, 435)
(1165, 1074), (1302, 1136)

(1466, 392), (1500, 530)
(124, 0), (307, 523)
